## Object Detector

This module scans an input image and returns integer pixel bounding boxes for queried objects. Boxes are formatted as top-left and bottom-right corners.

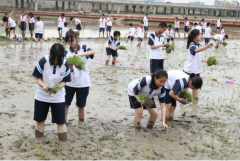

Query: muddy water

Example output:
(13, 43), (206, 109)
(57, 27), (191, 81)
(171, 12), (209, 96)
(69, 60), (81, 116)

(0, 34), (240, 159)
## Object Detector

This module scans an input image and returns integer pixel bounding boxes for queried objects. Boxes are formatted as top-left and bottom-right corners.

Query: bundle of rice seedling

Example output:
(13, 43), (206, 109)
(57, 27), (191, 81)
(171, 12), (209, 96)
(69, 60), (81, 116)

(207, 56), (217, 66)
(118, 45), (127, 50)
(223, 41), (228, 46)
(178, 91), (196, 102)
(45, 84), (61, 95)
(164, 44), (174, 53)
(138, 95), (154, 109)
(23, 36), (28, 40)
(53, 84), (61, 92)
(66, 56), (85, 70)
(0, 35), (7, 38)
(170, 43), (175, 49)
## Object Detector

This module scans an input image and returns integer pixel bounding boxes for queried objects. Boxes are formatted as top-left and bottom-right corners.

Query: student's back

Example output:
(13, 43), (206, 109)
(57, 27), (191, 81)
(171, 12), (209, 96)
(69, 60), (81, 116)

(36, 21), (44, 33)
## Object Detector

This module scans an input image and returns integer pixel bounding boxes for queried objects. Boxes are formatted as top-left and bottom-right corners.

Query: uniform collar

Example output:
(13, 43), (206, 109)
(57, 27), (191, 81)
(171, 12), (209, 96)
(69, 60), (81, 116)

(149, 77), (159, 90)
(192, 41), (201, 47)
(69, 45), (80, 54)
(155, 31), (162, 38)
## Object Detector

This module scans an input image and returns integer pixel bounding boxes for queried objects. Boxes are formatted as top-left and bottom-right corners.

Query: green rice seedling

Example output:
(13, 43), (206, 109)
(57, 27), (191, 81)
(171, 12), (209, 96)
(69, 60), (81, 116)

(223, 41), (228, 46)
(124, 143), (128, 148)
(178, 91), (196, 102)
(66, 56), (85, 70)
(23, 36), (28, 40)
(65, 56), (75, 64)
(118, 45), (127, 50)
(19, 134), (26, 140)
(194, 144), (198, 152)
(53, 84), (61, 92)
(170, 43), (175, 49)
(137, 95), (154, 109)
(0, 35), (7, 38)
(207, 56), (217, 66)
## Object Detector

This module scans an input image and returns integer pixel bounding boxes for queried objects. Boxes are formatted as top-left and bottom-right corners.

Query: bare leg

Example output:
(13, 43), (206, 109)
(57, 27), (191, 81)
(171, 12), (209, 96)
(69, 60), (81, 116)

(57, 124), (67, 133)
(78, 107), (85, 120)
(165, 104), (171, 119)
(35, 121), (45, 133)
(103, 32), (104, 38)
(147, 108), (158, 129)
(169, 106), (176, 118)
(134, 108), (143, 129)
(99, 32), (101, 38)
(192, 89), (198, 98)
(112, 56), (117, 65)
(65, 105), (70, 120)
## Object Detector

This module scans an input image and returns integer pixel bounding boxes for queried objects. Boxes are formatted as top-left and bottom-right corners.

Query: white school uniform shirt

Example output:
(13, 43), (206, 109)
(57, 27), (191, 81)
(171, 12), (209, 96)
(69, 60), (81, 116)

(105, 36), (120, 48)
(29, 17), (35, 23)
(174, 20), (179, 28)
(221, 28), (225, 35)
(143, 16), (148, 26)
(20, 15), (27, 22)
(8, 18), (16, 28)
(184, 21), (189, 27)
(204, 26), (212, 38)
(129, 27), (136, 36)
(32, 55), (71, 103)
(74, 18), (81, 25)
(128, 76), (166, 103)
(191, 26), (202, 33)
(35, 21), (44, 34)
(165, 29), (174, 38)
(58, 17), (66, 28)
(62, 27), (69, 38)
(106, 17), (113, 26)
(99, 18), (107, 28)
(193, 21), (199, 25)
(148, 31), (165, 60)
(183, 41), (202, 74)
(201, 22), (207, 29)
(164, 70), (189, 94)
(65, 45), (94, 88)
(136, 26), (144, 38)
(217, 19), (222, 27)
(213, 34), (224, 41)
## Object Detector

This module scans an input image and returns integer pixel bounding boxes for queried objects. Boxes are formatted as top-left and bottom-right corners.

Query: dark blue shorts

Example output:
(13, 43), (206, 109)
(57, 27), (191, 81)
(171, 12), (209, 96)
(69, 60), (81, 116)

(150, 59), (164, 73)
(184, 26), (189, 32)
(167, 38), (174, 42)
(29, 23), (34, 31)
(20, 21), (26, 31)
(175, 28), (179, 33)
(35, 33), (43, 39)
(106, 48), (118, 57)
(99, 27), (105, 32)
(34, 99), (66, 124)
(138, 37), (143, 42)
(10, 27), (15, 30)
(106, 26), (112, 32)
(205, 38), (210, 43)
(216, 27), (220, 30)
(65, 86), (89, 108)
(144, 26), (148, 31)
(183, 70), (200, 77)
(128, 95), (156, 109)
(165, 89), (176, 106)
(76, 24), (82, 30)
(128, 36), (134, 41)
(58, 27), (62, 31)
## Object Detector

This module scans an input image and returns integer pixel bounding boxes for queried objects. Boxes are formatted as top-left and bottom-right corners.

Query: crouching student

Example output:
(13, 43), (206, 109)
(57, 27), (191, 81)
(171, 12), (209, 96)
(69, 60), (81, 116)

(213, 34), (228, 48)
(105, 31), (121, 65)
(164, 70), (203, 121)
(127, 69), (168, 130)
(32, 43), (71, 142)
(2, 16), (17, 39)
(64, 30), (95, 122)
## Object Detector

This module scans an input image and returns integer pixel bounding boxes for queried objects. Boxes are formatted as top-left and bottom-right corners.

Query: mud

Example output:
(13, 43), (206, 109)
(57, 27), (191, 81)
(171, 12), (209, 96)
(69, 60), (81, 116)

(144, 97), (154, 109)
(0, 29), (240, 159)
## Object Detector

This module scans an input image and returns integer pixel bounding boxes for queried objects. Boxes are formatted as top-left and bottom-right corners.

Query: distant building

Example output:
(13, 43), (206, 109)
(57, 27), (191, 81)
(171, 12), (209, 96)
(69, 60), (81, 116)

(188, 1), (205, 5)
(214, 0), (238, 7)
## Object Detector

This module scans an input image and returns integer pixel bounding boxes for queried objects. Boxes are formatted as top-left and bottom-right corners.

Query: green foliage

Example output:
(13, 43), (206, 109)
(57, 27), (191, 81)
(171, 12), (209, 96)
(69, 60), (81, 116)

(138, 95), (146, 104)
(23, 36), (28, 40)
(223, 41), (228, 46)
(118, 45), (127, 50)
(53, 84), (61, 92)
(0, 35), (7, 38)
(170, 43), (175, 49)
(207, 56), (217, 66)
(66, 56), (85, 70)
(178, 91), (196, 102)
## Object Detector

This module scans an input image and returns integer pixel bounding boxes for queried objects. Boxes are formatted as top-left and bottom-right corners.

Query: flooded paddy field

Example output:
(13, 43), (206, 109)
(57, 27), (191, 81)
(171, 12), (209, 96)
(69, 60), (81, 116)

(0, 29), (240, 159)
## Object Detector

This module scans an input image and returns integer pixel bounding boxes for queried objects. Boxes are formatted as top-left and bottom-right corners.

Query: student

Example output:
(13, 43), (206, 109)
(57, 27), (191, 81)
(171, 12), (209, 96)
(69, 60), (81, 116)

(148, 22), (167, 75)
(106, 12), (113, 38)
(125, 23), (135, 44)
(191, 23), (202, 34)
(220, 24), (225, 35)
(105, 31), (121, 65)
(62, 22), (69, 44)
(127, 69), (168, 130)
(64, 30), (95, 122)
(57, 13), (66, 39)
(32, 43), (71, 142)
(201, 19), (207, 35)
(204, 22), (213, 45)
(213, 34), (228, 48)
(2, 13), (10, 37)
(174, 17), (180, 38)
(216, 15), (222, 34)
(193, 17), (199, 25)
(165, 70), (203, 120)
(184, 17), (189, 38)
(165, 25), (174, 44)
(28, 12), (35, 40)
(183, 29), (211, 98)
(135, 21), (144, 47)
(35, 16), (44, 45)
(2, 16), (16, 39)
(97, 14), (107, 38)
(70, 17), (83, 38)
(143, 12), (149, 38)
(19, 10), (27, 37)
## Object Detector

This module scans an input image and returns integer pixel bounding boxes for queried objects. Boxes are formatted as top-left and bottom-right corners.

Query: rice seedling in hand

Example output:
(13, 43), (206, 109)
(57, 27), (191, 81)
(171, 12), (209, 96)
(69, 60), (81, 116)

(178, 91), (196, 102)
(223, 42), (228, 47)
(65, 56), (85, 71)
(207, 56), (217, 66)
(118, 45), (127, 50)
(138, 95), (154, 109)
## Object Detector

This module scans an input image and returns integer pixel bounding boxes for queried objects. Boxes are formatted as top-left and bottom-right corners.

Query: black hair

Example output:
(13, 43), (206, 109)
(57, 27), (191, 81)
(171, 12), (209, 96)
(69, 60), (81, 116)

(108, 12), (110, 14)
(202, 19), (204, 21)
(168, 24), (172, 28)
(140, 21), (144, 24)
(146, 12), (149, 15)
(185, 17), (188, 20)
(217, 15), (220, 17)
(66, 29), (78, 44)
(129, 23), (133, 26)
(221, 25), (224, 29)
(113, 31), (121, 37)
(207, 22), (211, 26)
(70, 17), (73, 21)
(175, 17), (178, 21)
(189, 74), (202, 89)
(61, 13), (65, 17)
(37, 16), (40, 21)
(2, 16), (8, 23)
(187, 29), (200, 49)
(194, 17), (197, 18)
(29, 12), (33, 17)
(49, 43), (65, 67)
(224, 35), (228, 39)
(102, 14), (105, 16)
(151, 68), (168, 87)
(64, 22), (67, 26)
(194, 23), (198, 26)
(5, 13), (8, 16)
(158, 22), (167, 28)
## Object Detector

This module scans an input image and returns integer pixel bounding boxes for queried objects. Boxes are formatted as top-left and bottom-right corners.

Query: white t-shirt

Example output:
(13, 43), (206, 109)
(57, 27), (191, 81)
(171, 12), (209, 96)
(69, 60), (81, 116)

(213, 34), (224, 41)
(217, 19), (222, 27)
(143, 16), (148, 26)
(184, 21), (189, 27)
(99, 18), (107, 28)
(58, 17), (66, 28)
(129, 27), (136, 36)
(29, 17), (35, 23)
(221, 28), (225, 35)
(106, 17), (113, 26)
(204, 27), (212, 38)
(105, 36), (120, 48)
(193, 21), (199, 25)
(20, 15), (27, 22)
(164, 70), (189, 91)
(136, 26), (144, 38)
(201, 22), (207, 29)
(74, 18), (81, 25)
(62, 27), (69, 38)
(35, 21), (44, 34)
(8, 18), (16, 28)
(148, 32), (165, 60)
(191, 26), (202, 33)
(165, 29), (174, 38)
(174, 20), (179, 28)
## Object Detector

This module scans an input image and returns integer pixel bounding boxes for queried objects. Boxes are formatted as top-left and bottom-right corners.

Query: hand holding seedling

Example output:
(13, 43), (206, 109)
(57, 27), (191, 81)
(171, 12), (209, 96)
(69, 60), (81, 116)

(179, 98), (188, 104)
(43, 85), (48, 93)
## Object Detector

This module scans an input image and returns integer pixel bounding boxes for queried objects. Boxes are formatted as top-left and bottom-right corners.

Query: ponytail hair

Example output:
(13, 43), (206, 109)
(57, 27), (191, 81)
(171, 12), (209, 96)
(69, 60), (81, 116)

(187, 29), (200, 49)
(189, 74), (202, 89)
(151, 68), (168, 81)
